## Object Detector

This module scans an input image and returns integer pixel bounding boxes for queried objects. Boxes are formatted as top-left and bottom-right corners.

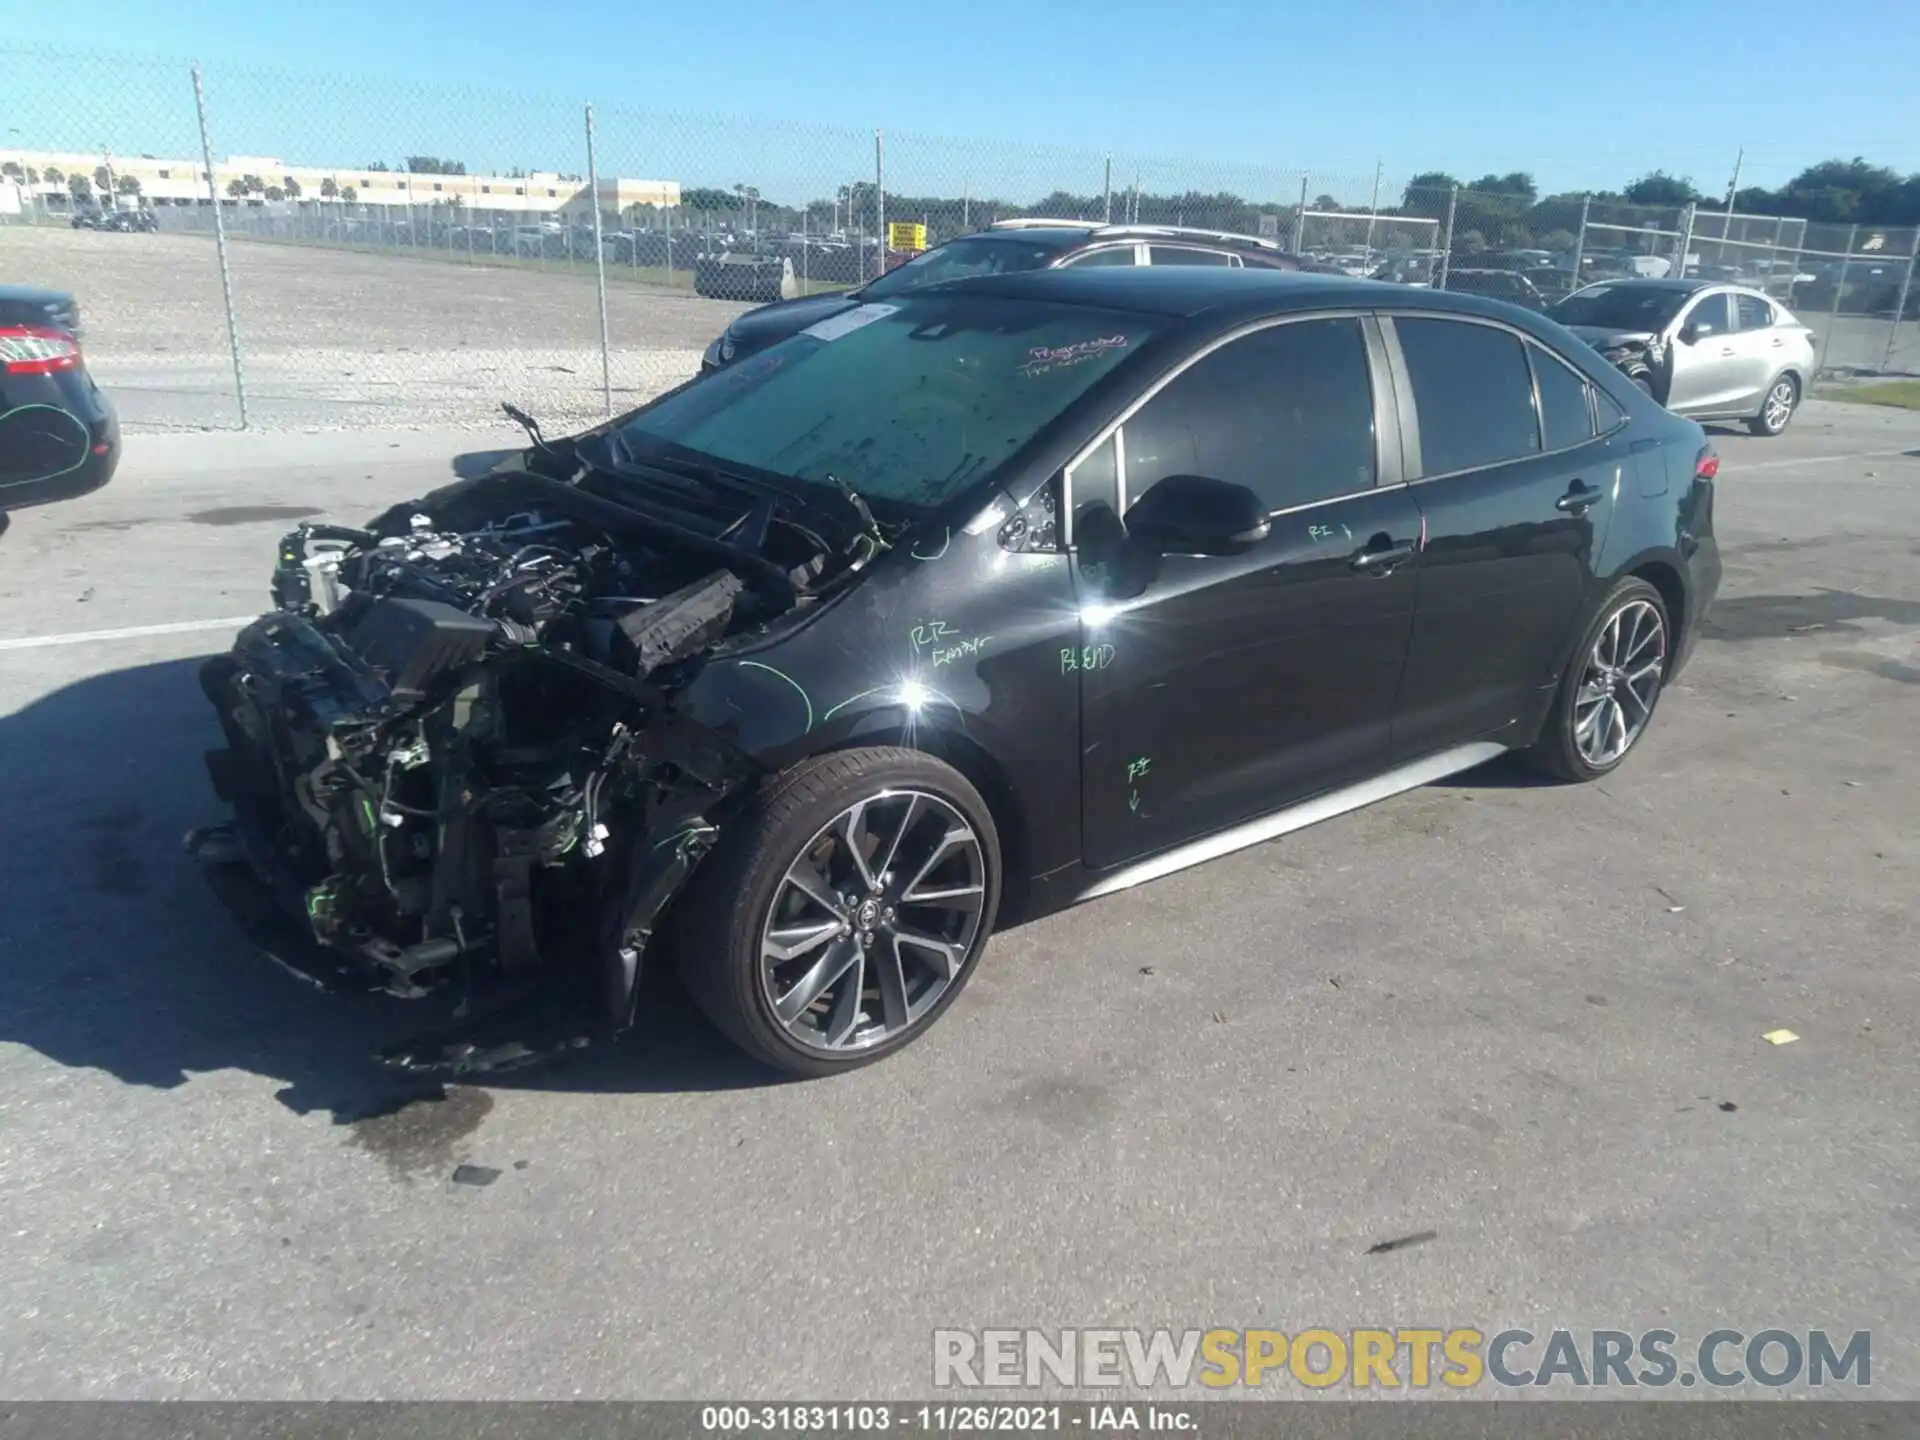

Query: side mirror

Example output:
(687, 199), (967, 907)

(1123, 474), (1270, 557)
(1679, 322), (1707, 345)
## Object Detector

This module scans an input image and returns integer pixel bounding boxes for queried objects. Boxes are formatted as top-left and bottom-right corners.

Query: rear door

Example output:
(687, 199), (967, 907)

(1385, 314), (1612, 756)
(1071, 314), (1423, 870)
(1730, 290), (1787, 405)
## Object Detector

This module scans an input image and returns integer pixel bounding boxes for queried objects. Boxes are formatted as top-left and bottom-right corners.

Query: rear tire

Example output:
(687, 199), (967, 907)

(672, 747), (1001, 1077)
(1748, 374), (1799, 436)
(1520, 578), (1671, 784)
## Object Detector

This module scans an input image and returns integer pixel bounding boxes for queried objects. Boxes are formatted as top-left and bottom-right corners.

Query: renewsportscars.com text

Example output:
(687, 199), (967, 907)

(933, 1328), (1872, 1391)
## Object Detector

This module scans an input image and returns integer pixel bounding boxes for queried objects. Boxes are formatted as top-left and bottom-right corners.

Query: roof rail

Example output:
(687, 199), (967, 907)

(988, 217), (1102, 230)
(1093, 222), (1282, 249)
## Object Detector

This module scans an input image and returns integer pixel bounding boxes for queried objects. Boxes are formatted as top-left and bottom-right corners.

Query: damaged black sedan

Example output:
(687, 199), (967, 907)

(198, 268), (1719, 1076)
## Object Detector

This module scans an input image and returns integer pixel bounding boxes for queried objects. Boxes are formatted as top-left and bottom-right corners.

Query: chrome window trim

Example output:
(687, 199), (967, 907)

(1057, 242), (1146, 269)
(1058, 310), (1387, 542)
(1380, 312), (1619, 485)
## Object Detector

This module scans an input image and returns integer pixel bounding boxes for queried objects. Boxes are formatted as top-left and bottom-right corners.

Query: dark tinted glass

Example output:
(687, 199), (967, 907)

(1532, 345), (1593, 451)
(1063, 246), (1137, 267)
(1548, 284), (1688, 331)
(1149, 247), (1235, 266)
(1396, 317), (1541, 475)
(1683, 292), (1733, 337)
(1121, 317), (1376, 512)
(860, 235), (1062, 297)
(1736, 293), (1775, 331)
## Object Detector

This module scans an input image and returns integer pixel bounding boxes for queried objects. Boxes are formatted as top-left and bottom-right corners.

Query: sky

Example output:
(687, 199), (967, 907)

(8, 0), (1920, 210)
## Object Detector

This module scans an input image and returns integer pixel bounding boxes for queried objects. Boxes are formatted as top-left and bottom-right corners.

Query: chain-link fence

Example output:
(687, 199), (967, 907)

(3, 42), (1916, 431)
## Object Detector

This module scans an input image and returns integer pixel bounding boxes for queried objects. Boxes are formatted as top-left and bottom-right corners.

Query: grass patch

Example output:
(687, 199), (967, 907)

(1817, 380), (1920, 410)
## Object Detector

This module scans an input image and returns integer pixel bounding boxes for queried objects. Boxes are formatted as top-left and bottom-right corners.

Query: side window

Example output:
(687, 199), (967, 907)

(1595, 388), (1629, 432)
(1066, 431), (1120, 527)
(1683, 292), (1732, 338)
(1120, 317), (1377, 513)
(1394, 317), (1541, 476)
(1531, 344), (1595, 451)
(1148, 246), (1234, 266)
(1063, 245), (1136, 267)
(1735, 293), (1775, 331)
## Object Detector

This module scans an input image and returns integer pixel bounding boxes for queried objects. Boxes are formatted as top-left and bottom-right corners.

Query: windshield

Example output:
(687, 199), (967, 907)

(617, 296), (1162, 510)
(1549, 284), (1687, 332)
(860, 236), (1064, 299)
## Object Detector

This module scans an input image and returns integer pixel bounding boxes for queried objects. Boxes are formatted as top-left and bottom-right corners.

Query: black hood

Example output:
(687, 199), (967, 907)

(720, 291), (865, 358)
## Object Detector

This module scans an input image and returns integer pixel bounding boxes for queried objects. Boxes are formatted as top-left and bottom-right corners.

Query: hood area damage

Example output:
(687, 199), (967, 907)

(192, 436), (885, 1074)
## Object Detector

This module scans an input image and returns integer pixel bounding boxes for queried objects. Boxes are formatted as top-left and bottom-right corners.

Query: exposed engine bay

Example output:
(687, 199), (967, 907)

(193, 429), (889, 1068)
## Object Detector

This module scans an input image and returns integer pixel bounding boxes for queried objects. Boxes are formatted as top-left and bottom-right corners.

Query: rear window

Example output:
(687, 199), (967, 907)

(861, 236), (1063, 298)
(1548, 285), (1688, 331)
(1396, 317), (1541, 475)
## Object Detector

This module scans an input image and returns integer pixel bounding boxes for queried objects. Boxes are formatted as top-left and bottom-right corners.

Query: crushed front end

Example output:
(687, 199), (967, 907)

(193, 459), (859, 1059)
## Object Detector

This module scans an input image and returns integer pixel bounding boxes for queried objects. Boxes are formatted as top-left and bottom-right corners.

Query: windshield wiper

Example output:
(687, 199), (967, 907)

(501, 400), (570, 463)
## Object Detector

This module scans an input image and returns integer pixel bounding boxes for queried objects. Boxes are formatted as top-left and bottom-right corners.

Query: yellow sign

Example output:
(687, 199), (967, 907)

(888, 221), (928, 252)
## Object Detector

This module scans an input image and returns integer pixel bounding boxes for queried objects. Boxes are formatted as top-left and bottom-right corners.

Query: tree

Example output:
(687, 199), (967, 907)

(226, 177), (249, 198)
(681, 186), (741, 212)
(0, 161), (20, 180)
(1403, 171), (1460, 217)
(1537, 228), (1578, 253)
(25, 167), (39, 185)
(341, 185), (358, 203)
(115, 175), (141, 197)
(320, 177), (338, 199)
(69, 174), (92, 202)
(404, 156), (465, 175)
(1623, 170), (1700, 207)
(1454, 229), (1486, 252)
(368, 161), (390, 172)
(43, 166), (63, 184)
(264, 185), (285, 201)
(281, 175), (301, 199)
(1311, 193), (1339, 212)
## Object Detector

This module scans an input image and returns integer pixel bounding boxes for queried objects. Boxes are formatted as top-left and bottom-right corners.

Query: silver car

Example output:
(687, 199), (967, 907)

(1546, 278), (1816, 436)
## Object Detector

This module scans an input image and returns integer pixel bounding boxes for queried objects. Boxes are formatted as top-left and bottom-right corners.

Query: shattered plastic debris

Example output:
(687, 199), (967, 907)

(450, 1164), (501, 1187)
(1762, 1029), (1800, 1046)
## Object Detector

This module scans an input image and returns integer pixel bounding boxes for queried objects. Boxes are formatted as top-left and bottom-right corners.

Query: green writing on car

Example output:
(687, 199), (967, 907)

(1060, 644), (1116, 674)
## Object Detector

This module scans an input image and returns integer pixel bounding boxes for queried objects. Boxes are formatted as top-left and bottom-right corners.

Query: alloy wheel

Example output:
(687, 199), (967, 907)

(1763, 379), (1796, 432)
(758, 790), (988, 1054)
(1572, 599), (1667, 768)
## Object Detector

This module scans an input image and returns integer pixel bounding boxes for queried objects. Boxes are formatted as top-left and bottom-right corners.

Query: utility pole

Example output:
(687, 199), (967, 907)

(1363, 159), (1383, 264)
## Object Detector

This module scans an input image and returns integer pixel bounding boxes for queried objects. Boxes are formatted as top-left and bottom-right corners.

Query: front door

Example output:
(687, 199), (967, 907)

(1383, 315), (1611, 755)
(1071, 314), (1422, 871)
(1664, 290), (1741, 414)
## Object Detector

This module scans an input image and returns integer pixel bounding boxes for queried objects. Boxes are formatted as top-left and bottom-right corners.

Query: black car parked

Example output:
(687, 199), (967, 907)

(700, 220), (1307, 373)
(0, 284), (121, 529)
(198, 269), (1720, 1076)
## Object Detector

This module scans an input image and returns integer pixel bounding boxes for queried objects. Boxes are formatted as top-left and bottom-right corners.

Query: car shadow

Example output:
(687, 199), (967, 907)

(0, 656), (781, 1123)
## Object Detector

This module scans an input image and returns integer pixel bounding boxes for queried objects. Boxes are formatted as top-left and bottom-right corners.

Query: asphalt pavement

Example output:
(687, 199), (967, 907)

(0, 402), (1915, 1399)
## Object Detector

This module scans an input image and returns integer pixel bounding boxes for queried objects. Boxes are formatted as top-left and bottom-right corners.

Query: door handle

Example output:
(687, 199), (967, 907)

(1770, 337), (1785, 347)
(1349, 540), (1415, 573)
(1718, 346), (1736, 357)
(1556, 481), (1605, 514)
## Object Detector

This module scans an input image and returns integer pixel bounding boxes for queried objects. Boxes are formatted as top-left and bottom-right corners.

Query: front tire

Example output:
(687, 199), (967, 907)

(673, 747), (1001, 1077)
(1521, 578), (1671, 783)
(1748, 374), (1799, 436)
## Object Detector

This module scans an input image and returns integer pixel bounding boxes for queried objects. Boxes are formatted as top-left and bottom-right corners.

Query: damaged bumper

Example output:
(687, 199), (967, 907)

(192, 475), (807, 1034)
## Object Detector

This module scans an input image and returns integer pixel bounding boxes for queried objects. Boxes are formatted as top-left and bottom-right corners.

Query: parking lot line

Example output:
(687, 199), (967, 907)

(1733, 445), (1919, 472)
(0, 616), (256, 652)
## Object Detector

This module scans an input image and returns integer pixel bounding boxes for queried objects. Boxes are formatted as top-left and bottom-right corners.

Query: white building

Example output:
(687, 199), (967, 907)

(0, 148), (679, 215)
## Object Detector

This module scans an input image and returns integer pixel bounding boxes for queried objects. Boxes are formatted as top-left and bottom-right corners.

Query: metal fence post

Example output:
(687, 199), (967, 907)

(1819, 223), (1859, 375)
(1438, 184), (1458, 290)
(1570, 195), (1591, 292)
(1295, 174), (1309, 254)
(874, 130), (886, 283)
(190, 63), (250, 430)
(1882, 228), (1919, 374)
(583, 103), (613, 419)
(1675, 202), (1697, 279)
(1103, 155), (1112, 224)
(1362, 160), (1382, 265)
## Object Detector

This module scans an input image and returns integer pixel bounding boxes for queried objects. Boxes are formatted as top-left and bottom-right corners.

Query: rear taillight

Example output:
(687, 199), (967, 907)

(0, 325), (82, 376)
(1695, 446), (1719, 480)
